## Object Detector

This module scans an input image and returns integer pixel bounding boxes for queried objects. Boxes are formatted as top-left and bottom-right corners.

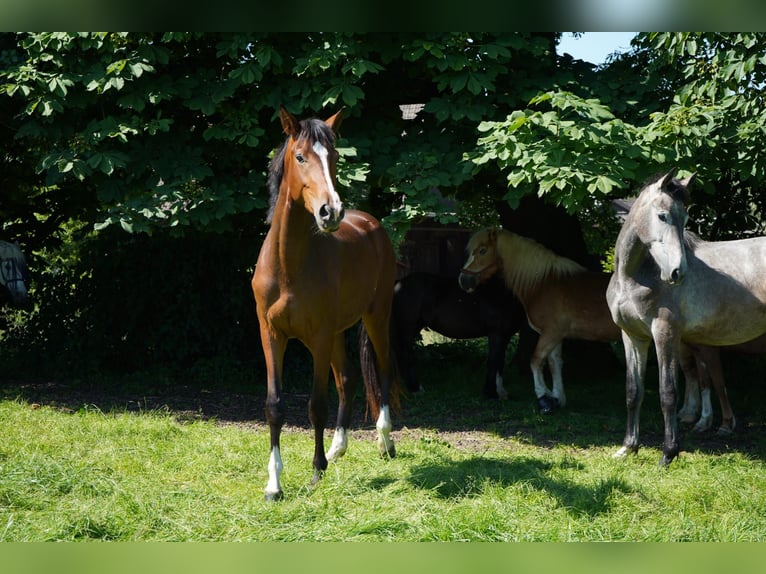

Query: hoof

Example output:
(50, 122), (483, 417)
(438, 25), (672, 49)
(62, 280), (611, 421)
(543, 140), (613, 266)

(311, 470), (325, 486)
(537, 395), (560, 415)
(379, 443), (396, 459)
(718, 417), (736, 435)
(264, 490), (284, 502)
(692, 420), (712, 433)
(659, 452), (678, 467)
(612, 445), (638, 459)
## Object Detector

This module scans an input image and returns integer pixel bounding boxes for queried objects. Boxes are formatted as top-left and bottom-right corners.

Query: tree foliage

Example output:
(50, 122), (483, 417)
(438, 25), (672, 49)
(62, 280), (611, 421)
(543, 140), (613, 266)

(0, 32), (561, 245)
(472, 32), (766, 239)
(3, 32), (766, 381)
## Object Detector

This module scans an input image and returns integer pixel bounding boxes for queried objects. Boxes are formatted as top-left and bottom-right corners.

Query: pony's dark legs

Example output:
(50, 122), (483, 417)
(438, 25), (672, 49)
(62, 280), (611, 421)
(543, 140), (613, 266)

(327, 331), (356, 462)
(260, 328), (288, 501)
(393, 314), (422, 393)
(614, 332), (650, 459)
(485, 332), (511, 399)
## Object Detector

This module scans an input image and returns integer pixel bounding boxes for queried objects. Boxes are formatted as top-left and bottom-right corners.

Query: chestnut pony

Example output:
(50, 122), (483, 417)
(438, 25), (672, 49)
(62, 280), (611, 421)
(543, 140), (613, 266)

(252, 108), (399, 500)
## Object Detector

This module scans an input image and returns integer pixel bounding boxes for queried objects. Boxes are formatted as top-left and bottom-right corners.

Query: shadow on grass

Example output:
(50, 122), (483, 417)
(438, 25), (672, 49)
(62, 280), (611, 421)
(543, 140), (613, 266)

(4, 333), (766, 464)
(405, 454), (634, 517)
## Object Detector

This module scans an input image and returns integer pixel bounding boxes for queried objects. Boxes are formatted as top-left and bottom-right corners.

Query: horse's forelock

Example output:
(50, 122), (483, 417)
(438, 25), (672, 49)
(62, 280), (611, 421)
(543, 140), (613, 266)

(466, 228), (493, 253)
(297, 117), (336, 150)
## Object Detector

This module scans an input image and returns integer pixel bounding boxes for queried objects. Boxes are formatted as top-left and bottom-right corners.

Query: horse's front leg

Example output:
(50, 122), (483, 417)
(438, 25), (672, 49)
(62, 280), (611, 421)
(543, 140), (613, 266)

(653, 322), (682, 466)
(530, 335), (559, 414)
(548, 342), (566, 408)
(260, 325), (288, 501)
(613, 331), (650, 459)
(327, 331), (355, 462)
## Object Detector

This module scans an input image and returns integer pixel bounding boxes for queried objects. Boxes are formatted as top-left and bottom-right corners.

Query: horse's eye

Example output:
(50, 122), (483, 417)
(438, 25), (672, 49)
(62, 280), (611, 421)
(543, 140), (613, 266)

(658, 212), (668, 223)
(479, 247), (488, 255)
(295, 153), (306, 164)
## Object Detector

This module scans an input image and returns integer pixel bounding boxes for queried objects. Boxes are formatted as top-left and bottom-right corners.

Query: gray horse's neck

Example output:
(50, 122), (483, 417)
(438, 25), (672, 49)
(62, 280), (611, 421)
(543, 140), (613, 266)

(614, 226), (650, 279)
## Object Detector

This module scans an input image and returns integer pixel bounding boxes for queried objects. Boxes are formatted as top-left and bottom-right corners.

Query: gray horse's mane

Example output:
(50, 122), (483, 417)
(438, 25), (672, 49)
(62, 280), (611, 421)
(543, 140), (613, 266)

(266, 117), (337, 224)
(493, 229), (586, 301)
(683, 230), (703, 252)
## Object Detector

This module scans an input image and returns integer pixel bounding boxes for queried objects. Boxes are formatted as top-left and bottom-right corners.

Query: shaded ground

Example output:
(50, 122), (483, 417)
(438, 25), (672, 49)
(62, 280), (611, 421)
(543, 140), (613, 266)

(4, 368), (765, 461)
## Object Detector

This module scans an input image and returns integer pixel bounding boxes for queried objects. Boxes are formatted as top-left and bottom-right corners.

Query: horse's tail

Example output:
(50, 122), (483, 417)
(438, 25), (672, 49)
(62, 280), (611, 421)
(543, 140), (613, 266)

(358, 321), (402, 420)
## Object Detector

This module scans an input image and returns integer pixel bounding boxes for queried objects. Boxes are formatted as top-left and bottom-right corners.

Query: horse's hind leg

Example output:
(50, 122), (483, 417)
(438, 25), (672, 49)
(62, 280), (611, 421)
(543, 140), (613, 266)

(699, 347), (735, 434)
(327, 331), (356, 462)
(307, 337), (333, 485)
(360, 313), (396, 458)
(678, 345), (701, 424)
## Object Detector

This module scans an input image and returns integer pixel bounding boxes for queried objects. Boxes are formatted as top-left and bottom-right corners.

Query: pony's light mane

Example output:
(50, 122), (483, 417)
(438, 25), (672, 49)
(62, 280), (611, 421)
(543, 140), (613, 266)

(493, 229), (586, 301)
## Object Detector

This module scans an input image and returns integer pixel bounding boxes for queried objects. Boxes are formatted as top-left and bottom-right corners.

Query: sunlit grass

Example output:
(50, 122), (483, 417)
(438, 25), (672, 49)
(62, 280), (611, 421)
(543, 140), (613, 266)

(2, 335), (766, 541)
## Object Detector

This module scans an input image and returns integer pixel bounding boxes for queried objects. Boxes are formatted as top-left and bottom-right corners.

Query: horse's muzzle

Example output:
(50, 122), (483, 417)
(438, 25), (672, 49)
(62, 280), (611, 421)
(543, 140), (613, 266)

(316, 203), (345, 233)
(668, 268), (684, 285)
(458, 271), (477, 293)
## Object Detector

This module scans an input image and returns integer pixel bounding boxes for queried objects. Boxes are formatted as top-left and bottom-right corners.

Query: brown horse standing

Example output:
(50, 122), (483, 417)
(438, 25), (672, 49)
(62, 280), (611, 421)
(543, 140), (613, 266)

(251, 108), (399, 500)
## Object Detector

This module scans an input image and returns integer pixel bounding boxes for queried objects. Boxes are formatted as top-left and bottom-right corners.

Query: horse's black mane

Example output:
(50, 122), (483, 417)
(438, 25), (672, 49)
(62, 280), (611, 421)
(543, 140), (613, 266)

(266, 117), (337, 223)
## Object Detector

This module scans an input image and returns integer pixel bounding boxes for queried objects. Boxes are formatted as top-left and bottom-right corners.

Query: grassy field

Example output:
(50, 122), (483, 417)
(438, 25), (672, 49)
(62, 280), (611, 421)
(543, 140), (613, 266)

(2, 333), (766, 541)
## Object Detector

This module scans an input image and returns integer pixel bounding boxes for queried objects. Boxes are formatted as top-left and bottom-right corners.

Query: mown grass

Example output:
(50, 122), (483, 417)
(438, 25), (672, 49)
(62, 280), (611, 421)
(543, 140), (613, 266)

(2, 334), (766, 541)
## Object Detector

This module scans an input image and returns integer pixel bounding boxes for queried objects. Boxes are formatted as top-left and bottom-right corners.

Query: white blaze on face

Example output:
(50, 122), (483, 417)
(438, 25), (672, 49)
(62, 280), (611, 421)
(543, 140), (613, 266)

(312, 140), (343, 214)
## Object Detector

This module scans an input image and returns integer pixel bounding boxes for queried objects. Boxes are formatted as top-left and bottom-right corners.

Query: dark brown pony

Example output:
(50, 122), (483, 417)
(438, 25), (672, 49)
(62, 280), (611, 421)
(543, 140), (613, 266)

(251, 108), (399, 500)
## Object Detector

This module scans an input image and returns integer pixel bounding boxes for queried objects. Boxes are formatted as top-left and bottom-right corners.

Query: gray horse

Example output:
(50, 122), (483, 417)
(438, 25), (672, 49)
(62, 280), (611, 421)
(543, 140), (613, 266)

(607, 169), (766, 465)
(0, 241), (29, 307)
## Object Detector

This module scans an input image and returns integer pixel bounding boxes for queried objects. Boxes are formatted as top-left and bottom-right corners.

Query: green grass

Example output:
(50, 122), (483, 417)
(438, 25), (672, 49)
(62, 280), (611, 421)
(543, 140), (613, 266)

(3, 334), (766, 541)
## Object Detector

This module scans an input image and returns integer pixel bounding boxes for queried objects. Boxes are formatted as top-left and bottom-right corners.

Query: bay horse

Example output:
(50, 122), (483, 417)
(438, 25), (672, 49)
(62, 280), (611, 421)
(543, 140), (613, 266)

(392, 271), (525, 399)
(251, 107), (400, 500)
(458, 228), (622, 413)
(0, 240), (29, 307)
(607, 169), (766, 465)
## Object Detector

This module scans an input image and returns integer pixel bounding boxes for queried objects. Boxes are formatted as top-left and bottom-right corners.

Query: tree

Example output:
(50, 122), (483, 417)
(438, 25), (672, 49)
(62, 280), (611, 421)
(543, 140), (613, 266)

(1, 32), (572, 378)
(1, 32), (563, 246)
(470, 32), (766, 241)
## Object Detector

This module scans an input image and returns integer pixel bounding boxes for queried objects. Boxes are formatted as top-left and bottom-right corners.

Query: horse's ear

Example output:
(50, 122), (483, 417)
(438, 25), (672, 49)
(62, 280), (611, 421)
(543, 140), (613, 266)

(488, 227), (498, 243)
(325, 108), (345, 135)
(660, 168), (677, 187)
(279, 106), (299, 137)
(679, 172), (696, 188)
